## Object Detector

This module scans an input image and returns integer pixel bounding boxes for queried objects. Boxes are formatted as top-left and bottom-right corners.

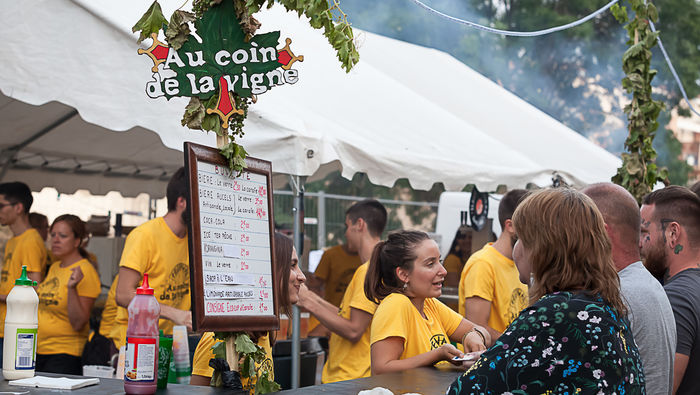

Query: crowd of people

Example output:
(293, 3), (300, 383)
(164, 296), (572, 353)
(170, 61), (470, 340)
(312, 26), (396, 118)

(1, 171), (699, 394)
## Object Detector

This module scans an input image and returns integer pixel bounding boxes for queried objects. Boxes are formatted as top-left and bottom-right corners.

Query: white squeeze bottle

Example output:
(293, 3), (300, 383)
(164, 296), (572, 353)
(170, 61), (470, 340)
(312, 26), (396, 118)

(3, 266), (39, 380)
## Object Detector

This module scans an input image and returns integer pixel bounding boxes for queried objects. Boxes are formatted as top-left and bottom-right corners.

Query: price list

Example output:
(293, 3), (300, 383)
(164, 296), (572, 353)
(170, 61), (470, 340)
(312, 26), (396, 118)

(197, 161), (274, 317)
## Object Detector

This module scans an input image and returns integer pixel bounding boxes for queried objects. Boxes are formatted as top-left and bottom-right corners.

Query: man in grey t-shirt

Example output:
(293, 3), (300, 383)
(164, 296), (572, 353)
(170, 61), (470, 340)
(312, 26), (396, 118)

(584, 183), (676, 395)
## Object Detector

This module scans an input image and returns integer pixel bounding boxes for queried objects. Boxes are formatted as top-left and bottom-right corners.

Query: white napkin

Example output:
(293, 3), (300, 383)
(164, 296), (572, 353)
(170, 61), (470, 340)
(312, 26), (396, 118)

(358, 388), (395, 395)
(8, 376), (100, 390)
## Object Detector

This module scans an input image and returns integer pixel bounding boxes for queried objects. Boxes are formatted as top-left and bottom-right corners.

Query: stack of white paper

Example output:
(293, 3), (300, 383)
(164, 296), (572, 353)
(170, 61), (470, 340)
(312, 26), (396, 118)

(8, 376), (100, 390)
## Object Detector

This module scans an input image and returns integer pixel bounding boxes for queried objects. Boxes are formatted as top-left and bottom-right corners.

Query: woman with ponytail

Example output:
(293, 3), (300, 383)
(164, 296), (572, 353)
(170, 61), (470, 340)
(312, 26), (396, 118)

(36, 214), (101, 374)
(365, 230), (490, 375)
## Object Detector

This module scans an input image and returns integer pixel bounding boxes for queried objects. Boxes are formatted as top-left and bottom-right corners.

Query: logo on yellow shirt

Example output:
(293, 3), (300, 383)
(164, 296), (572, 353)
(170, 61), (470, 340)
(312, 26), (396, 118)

(1, 252), (11, 283)
(507, 287), (528, 324)
(430, 334), (447, 349)
(38, 277), (60, 307)
(158, 262), (190, 303)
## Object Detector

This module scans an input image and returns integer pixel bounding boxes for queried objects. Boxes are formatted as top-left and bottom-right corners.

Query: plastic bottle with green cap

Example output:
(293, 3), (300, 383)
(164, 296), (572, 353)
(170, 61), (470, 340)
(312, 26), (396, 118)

(3, 265), (39, 380)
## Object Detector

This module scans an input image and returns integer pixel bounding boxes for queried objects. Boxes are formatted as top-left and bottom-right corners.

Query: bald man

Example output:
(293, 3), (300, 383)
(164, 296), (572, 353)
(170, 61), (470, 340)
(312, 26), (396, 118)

(583, 183), (676, 395)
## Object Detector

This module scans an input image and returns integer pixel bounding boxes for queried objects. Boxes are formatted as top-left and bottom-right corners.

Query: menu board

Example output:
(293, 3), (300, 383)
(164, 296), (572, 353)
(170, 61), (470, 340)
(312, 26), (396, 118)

(185, 142), (278, 332)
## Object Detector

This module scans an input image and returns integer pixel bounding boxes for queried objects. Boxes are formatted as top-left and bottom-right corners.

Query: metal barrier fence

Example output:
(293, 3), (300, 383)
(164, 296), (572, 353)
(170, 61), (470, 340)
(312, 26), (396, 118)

(273, 190), (439, 252)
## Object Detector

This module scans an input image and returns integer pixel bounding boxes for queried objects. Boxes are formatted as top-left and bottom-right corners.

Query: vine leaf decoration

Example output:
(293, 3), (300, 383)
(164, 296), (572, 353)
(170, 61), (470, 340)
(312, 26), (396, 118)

(610, 0), (668, 202)
(210, 332), (280, 394)
(132, 1), (168, 44)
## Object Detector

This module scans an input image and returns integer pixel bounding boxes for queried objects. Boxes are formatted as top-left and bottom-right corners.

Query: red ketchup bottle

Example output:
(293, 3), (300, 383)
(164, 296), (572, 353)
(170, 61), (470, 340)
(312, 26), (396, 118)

(124, 273), (160, 394)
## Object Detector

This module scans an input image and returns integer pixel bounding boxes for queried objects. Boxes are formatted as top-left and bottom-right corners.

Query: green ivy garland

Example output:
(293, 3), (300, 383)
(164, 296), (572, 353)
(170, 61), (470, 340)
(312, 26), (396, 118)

(611, 0), (668, 202)
(133, 0), (359, 175)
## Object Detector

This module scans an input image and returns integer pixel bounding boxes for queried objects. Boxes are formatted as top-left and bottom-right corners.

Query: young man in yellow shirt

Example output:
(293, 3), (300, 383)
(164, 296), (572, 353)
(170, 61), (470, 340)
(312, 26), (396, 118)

(111, 168), (192, 348)
(0, 182), (50, 367)
(298, 199), (387, 383)
(458, 189), (529, 342)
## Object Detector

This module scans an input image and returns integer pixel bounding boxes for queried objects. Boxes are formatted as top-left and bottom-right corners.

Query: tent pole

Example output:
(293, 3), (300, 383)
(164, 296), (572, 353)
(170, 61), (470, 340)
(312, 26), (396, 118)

(290, 174), (306, 389)
(0, 109), (78, 182)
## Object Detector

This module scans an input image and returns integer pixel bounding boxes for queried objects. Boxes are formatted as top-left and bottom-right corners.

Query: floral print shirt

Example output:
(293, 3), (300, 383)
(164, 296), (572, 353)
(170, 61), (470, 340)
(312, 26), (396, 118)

(446, 291), (645, 395)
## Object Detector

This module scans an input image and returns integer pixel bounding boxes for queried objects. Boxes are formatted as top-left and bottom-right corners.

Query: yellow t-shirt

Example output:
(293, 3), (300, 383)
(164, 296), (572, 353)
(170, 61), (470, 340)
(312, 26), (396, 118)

(370, 293), (463, 366)
(443, 253), (464, 275)
(99, 274), (119, 338)
(314, 245), (362, 307)
(37, 259), (101, 356)
(0, 228), (50, 337)
(458, 243), (528, 333)
(110, 217), (189, 348)
(321, 262), (377, 383)
(191, 331), (273, 386)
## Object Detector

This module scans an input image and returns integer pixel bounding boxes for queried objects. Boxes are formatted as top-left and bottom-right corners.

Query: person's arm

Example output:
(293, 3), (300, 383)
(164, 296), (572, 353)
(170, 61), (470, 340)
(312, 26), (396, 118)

(116, 267), (192, 331)
(308, 322), (331, 337)
(66, 266), (96, 331)
(298, 284), (371, 342)
(449, 319), (491, 350)
(27, 271), (42, 284)
(0, 271), (42, 303)
(464, 296), (501, 341)
(190, 375), (211, 386)
(673, 353), (689, 394)
(371, 336), (462, 375)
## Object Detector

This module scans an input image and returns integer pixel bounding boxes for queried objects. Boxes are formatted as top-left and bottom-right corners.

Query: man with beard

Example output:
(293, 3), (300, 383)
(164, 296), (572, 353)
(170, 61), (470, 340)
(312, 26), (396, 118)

(641, 186), (700, 395)
(109, 167), (191, 349)
(459, 189), (529, 341)
(584, 183), (676, 395)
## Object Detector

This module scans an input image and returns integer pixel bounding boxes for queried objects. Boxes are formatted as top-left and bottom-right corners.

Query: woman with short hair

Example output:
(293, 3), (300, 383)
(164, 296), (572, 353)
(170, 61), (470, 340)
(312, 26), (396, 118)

(447, 188), (645, 394)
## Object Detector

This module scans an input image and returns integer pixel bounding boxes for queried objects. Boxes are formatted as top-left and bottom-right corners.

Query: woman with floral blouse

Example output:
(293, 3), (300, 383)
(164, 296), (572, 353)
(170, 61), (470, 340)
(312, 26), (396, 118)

(447, 188), (645, 395)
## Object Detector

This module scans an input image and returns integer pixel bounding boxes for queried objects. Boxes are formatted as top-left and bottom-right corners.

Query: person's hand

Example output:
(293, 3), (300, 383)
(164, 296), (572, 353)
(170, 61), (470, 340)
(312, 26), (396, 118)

(458, 350), (485, 369)
(463, 328), (488, 352)
(296, 283), (313, 309)
(439, 344), (464, 364)
(174, 309), (193, 332)
(67, 266), (84, 289)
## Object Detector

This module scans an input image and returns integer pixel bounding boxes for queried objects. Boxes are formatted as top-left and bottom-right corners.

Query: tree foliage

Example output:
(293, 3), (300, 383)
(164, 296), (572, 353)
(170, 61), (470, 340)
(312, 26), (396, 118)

(340, 0), (699, 185)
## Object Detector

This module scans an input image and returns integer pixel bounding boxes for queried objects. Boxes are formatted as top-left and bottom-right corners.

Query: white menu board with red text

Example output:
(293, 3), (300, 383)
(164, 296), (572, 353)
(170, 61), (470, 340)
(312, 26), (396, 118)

(185, 142), (278, 332)
(197, 162), (274, 317)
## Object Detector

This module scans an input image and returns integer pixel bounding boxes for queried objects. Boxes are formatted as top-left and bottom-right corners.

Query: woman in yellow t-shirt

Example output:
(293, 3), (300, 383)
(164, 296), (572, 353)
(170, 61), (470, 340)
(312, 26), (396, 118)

(443, 226), (472, 287)
(365, 231), (490, 375)
(190, 232), (306, 386)
(37, 215), (101, 374)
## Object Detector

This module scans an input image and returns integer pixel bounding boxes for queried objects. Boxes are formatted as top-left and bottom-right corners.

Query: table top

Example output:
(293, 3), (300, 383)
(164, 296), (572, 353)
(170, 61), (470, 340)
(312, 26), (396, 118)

(0, 372), (224, 394)
(277, 366), (463, 395)
(0, 367), (462, 394)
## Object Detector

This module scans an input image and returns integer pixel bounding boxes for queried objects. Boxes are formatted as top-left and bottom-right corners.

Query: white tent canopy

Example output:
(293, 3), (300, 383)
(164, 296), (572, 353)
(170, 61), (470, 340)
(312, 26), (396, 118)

(0, 0), (621, 197)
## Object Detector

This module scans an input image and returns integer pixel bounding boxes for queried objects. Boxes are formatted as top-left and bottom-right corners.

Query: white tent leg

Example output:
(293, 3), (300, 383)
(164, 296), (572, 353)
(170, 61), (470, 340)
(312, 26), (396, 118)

(290, 174), (306, 389)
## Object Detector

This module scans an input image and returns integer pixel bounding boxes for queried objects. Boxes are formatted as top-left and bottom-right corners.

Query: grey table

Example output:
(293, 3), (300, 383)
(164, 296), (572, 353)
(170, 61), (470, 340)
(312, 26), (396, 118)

(277, 366), (463, 395)
(0, 372), (224, 394)
(1, 366), (461, 394)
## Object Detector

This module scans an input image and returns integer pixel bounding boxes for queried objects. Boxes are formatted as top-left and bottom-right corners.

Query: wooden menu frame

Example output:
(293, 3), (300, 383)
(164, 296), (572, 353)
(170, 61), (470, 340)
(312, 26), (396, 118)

(184, 142), (278, 332)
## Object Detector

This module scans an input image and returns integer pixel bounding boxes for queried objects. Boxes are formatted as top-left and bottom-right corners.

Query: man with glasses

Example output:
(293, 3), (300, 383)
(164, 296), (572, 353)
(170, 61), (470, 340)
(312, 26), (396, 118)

(641, 186), (700, 395)
(0, 182), (50, 367)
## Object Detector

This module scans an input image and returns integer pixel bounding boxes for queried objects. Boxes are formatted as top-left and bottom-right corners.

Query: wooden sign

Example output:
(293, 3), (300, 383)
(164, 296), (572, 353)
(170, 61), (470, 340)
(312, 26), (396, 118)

(184, 142), (278, 332)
